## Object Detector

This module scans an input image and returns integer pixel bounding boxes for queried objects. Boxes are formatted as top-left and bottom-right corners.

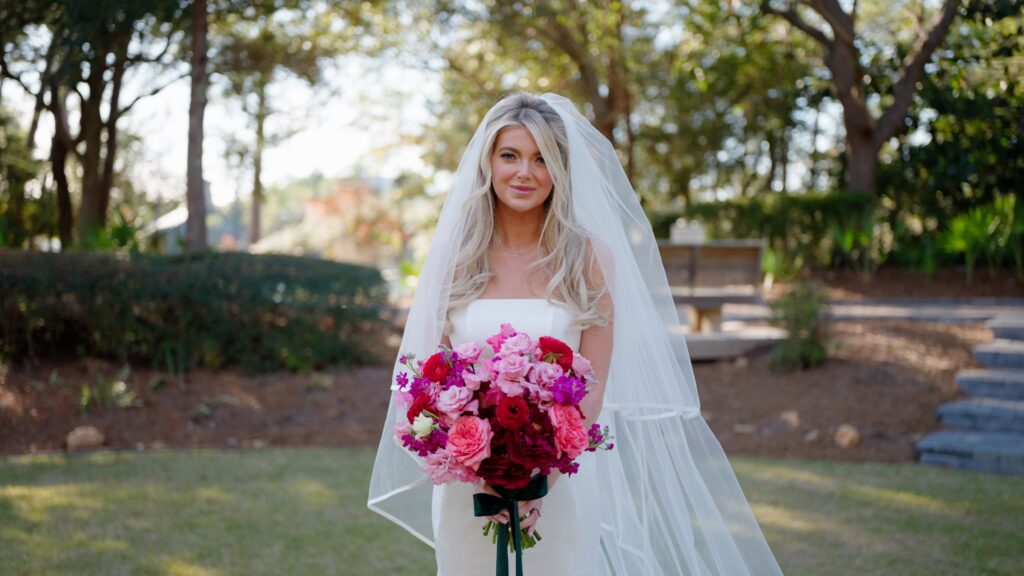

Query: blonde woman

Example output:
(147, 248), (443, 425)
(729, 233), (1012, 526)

(369, 93), (783, 575)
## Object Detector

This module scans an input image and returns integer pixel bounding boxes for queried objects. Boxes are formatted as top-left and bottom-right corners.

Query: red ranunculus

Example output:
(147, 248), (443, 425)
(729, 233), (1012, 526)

(407, 394), (432, 423)
(495, 396), (530, 429)
(422, 352), (451, 382)
(538, 336), (573, 371)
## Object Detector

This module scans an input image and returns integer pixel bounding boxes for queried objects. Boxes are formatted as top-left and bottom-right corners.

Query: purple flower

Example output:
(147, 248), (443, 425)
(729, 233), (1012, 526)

(551, 375), (587, 406)
(395, 372), (409, 389)
(400, 428), (450, 457)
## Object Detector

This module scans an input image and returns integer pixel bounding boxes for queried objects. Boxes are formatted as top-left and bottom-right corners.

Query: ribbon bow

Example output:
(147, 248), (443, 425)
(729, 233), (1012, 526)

(473, 475), (548, 576)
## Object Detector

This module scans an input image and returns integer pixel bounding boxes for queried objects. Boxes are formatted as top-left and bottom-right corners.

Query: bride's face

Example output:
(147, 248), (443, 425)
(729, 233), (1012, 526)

(490, 125), (553, 215)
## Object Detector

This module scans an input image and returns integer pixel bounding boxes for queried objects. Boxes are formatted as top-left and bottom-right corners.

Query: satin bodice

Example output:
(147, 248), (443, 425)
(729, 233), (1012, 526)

(449, 298), (582, 353)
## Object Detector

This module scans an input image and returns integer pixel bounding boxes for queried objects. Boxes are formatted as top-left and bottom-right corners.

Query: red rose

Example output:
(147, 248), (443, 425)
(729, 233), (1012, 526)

(477, 453), (533, 490)
(538, 336), (573, 371)
(507, 426), (558, 472)
(422, 352), (451, 383)
(407, 394), (432, 424)
(496, 396), (530, 429)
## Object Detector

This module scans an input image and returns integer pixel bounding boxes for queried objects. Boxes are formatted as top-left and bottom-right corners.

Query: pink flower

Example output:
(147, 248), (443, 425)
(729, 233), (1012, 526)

(500, 333), (536, 358)
(571, 353), (593, 378)
(549, 405), (588, 460)
(493, 354), (530, 380)
(463, 362), (492, 391)
(495, 375), (528, 397)
(447, 416), (493, 471)
(424, 448), (480, 484)
(454, 341), (483, 364)
(437, 385), (475, 418)
(486, 323), (517, 354)
(530, 362), (565, 388)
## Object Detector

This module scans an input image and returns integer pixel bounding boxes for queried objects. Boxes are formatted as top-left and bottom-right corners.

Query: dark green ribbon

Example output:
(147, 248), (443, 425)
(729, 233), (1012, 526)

(473, 474), (548, 576)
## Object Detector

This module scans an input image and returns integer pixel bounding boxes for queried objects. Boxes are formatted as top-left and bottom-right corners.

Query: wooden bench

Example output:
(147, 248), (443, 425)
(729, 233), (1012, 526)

(658, 239), (766, 333)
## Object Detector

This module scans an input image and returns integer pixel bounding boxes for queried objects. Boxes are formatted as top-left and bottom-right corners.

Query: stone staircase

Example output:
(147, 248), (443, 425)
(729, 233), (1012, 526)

(917, 314), (1024, 475)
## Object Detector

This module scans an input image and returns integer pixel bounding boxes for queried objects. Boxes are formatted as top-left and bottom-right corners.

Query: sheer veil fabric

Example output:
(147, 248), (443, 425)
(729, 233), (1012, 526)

(368, 93), (784, 575)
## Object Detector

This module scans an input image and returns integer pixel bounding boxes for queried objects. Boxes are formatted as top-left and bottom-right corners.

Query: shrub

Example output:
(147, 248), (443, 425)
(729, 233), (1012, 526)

(0, 251), (389, 372)
(768, 281), (829, 370)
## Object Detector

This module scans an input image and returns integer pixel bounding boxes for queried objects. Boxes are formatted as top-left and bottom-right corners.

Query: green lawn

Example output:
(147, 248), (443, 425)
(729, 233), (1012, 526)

(1, 449), (1021, 576)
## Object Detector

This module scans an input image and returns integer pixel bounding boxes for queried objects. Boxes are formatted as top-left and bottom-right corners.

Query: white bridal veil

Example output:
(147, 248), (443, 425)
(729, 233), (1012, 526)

(368, 93), (783, 575)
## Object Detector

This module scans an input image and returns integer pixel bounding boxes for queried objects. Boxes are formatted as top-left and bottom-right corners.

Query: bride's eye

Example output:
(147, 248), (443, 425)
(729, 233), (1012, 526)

(500, 152), (516, 160)
(536, 156), (546, 165)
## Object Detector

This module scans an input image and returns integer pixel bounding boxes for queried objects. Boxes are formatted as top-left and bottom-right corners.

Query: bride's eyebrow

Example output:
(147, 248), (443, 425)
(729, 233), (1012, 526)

(497, 146), (542, 157)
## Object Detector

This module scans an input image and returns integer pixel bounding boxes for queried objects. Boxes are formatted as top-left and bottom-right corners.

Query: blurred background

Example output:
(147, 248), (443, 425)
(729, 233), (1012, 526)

(1, 1), (1023, 574)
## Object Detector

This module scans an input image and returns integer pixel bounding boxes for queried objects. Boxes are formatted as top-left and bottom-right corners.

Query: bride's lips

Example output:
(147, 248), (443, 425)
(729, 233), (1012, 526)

(510, 184), (534, 195)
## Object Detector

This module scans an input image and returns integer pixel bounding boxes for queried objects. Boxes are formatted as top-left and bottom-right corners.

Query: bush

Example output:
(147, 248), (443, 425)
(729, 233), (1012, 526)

(0, 251), (389, 372)
(768, 281), (829, 370)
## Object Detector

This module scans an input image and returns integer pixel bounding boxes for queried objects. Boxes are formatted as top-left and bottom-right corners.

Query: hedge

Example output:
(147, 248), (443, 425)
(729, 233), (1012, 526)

(0, 251), (389, 372)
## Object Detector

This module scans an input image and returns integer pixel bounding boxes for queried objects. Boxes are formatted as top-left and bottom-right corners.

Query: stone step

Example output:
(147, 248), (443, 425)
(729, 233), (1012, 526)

(974, 339), (1024, 369)
(938, 398), (1024, 434)
(917, 430), (1024, 475)
(987, 315), (1024, 341)
(957, 368), (1024, 401)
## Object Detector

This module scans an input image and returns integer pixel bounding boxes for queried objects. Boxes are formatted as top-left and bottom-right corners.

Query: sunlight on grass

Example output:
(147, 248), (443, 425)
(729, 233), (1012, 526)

(1, 449), (1022, 575)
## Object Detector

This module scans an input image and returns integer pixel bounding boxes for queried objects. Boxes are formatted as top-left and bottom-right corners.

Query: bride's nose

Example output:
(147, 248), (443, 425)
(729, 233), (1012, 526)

(516, 160), (532, 178)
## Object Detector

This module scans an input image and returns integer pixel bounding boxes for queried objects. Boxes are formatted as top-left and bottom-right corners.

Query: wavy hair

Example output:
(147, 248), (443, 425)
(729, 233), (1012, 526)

(446, 93), (609, 333)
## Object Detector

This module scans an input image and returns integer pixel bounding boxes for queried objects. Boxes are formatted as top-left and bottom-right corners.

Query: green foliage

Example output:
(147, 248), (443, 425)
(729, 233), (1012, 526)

(80, 364), (137, 413)
(678, 191), (877, 271)
(943, 194), (1023, 283)
(0, 251), (389, 372)
(0, 108), (46, 248)
(768, 281), (829, 370)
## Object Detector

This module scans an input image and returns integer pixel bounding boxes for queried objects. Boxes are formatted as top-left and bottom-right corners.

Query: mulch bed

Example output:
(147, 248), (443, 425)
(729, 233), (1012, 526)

(0, 317), (992, 463)
(4, 265), (1016, 460)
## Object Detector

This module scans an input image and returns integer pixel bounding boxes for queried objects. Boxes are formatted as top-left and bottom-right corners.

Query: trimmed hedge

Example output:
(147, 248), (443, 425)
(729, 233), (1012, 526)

(0, 251), (389, 372)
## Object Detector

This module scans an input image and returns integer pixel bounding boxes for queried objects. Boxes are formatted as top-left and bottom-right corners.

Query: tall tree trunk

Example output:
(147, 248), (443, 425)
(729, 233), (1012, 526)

(50, 81), (73, 249)
(99, 40), (128, 222)
(761, 0), (958, 196)
(249, 82), (268, 246)
(77, 51), (107, 245)
(186, 0), (209, 253)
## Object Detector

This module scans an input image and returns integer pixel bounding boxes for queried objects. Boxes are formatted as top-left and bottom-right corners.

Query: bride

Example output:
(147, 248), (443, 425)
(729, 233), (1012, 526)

(369, 93), (783, 575)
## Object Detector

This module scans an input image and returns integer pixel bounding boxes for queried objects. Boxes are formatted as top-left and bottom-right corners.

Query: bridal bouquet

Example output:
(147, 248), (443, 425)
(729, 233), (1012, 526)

(392, 323), (613, 558)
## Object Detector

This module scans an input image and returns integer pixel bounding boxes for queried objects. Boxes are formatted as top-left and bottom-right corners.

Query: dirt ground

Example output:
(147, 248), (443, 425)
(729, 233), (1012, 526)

(0, 316), (993, 463)
(3, 266), (1017, 460)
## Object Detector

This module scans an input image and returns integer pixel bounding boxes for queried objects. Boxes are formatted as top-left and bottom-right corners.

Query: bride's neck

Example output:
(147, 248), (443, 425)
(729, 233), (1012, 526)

(493, 204), (544, 249)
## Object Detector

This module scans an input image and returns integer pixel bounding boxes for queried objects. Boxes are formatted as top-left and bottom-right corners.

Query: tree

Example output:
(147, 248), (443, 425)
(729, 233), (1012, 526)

(759, 0), (960, 195)
(186, 0), (209, 252)
(428, 0), (653, 177)
(1, 0), (187, 247)
(211, 0), (375, 245)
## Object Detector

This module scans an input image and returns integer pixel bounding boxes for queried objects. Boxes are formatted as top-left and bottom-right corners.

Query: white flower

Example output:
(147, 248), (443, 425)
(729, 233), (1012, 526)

(412, 413), (435, 438)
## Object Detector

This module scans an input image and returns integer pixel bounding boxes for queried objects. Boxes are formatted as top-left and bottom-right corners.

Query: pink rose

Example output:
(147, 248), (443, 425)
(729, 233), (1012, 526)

(500, 333), (536, 358)
(437, 385), (475, 418)
(447, 416), (493, 471)
(424, 448), (480, 484)
(454, 341), (483, 364)
(530, 362), (565, 388)
(486, 323), (517, 354)
(495, 375), (528, 397)
(549, 405), (588, 460)
(463, 362), (492, 391)
(493, 354), (531, 380)
(571, 353), (593, 378)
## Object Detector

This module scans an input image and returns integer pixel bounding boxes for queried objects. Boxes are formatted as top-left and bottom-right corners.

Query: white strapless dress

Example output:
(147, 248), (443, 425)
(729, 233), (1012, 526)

(433, 298), (604, 576)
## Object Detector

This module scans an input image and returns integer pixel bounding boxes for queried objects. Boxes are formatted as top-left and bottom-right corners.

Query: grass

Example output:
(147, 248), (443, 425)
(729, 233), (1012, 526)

(1, 449), (1022, 576)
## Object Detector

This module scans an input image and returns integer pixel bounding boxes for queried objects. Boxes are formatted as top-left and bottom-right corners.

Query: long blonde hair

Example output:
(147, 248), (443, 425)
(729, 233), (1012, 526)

(446, 93), (609, 333)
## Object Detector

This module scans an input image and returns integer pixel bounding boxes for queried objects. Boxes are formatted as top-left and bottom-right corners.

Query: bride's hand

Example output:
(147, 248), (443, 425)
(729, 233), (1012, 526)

(517, 498), (543, 536)
(481, 483), (543, 535)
